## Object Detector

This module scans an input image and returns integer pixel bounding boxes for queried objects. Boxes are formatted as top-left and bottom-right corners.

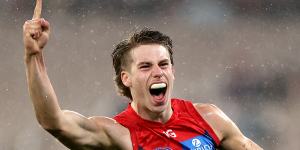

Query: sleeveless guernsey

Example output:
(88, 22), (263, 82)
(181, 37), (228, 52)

(114, 98), (220, 150)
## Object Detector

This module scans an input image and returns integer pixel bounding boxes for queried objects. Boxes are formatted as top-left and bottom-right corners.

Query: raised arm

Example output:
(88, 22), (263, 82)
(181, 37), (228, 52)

(23, 1), (130, 149)
(194, 103), (263, 150)
(23, 0), (59, 130)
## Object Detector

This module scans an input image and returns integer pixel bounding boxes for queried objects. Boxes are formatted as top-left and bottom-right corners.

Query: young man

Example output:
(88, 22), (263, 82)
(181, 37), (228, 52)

(23, 1), (263, 149)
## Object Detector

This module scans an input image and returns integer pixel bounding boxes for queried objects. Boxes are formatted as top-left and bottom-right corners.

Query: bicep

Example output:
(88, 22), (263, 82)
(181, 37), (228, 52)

(218, 110), (263, 150)
(46, 110), (112, 149)
(220, 135), (263, 150)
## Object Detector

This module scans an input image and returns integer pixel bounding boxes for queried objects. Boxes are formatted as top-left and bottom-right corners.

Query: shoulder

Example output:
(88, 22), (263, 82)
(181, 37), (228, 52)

(193, 103), (232, 119)
(62, 110), (124, 130)
(63, 110), (132, 149)
(193, 103), (228, 121)
(65, 110), (131, 136)
(192, 103), (236, 141)
(88, 116), (130, 137)
(192, 104), (263, 149)
(90, 116), (133, 149)
(48, 110), (132, 149)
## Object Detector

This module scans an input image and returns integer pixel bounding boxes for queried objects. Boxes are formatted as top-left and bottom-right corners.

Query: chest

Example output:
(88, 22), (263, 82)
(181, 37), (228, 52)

(132, 115), (217, 150)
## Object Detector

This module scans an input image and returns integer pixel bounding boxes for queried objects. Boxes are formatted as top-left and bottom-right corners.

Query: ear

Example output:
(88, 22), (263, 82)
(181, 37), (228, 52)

(121, 71), (132, 87)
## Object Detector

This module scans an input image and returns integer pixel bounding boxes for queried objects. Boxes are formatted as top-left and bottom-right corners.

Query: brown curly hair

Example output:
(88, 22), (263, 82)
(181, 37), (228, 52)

(111, 28), (174, 100)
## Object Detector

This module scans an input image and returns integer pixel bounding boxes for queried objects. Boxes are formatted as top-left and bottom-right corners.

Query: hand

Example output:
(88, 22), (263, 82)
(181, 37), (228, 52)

(23, 0), (50, 57)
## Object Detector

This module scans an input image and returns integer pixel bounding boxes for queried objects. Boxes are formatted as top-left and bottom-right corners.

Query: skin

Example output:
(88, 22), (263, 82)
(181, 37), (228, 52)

(22, 1), (263, 149)
(121, 45), (175, 123)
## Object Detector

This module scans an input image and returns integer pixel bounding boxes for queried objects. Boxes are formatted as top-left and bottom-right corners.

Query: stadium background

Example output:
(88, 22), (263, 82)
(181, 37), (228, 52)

(0, 0), (299, 149)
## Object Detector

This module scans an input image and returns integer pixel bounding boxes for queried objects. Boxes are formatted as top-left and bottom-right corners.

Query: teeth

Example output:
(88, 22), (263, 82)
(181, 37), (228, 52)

(150, 83), (166, 89)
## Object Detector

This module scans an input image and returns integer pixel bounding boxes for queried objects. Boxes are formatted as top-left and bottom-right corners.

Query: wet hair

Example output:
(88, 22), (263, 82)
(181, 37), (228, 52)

(111, 28), (173, 100)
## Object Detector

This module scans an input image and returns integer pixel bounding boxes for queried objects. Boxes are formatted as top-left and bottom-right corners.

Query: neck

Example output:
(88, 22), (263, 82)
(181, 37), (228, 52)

(130, 100), (173, 124)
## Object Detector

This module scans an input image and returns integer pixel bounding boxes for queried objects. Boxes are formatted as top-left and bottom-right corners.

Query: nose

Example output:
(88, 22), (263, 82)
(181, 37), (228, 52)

(152, 65), (163, 78)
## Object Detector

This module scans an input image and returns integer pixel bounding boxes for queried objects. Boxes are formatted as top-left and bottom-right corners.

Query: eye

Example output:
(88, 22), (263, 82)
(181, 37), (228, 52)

(140, 65), (148, 68)
(139, 64), (151, 70)
(161, 62), (169, 66)
(160, 62), (169, 68)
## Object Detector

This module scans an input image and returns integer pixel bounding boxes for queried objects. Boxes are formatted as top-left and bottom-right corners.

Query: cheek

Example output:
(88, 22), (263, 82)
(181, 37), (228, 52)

(132, 73), (147, 87)
(166, 69), (175, 79)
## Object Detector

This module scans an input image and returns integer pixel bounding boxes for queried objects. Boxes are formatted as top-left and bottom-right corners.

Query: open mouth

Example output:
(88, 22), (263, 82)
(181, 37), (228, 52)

(149, 83), (167, 98)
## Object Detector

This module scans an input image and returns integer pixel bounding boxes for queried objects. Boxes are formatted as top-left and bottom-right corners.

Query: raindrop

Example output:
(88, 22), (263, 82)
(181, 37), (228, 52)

(225, 65), (232, 70)
(183, 88), (188, 92)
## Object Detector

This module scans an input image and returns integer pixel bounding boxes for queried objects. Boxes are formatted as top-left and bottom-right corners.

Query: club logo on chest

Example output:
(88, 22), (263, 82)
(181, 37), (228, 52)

(163, 129), (176, 138)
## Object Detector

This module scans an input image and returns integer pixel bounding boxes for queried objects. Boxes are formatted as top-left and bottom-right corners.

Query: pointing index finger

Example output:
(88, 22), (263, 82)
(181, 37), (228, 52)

(32, 0), (42, 19)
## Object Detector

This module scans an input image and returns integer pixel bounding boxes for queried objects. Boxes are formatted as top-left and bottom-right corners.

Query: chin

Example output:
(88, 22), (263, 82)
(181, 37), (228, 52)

(149, 96), (171, 112)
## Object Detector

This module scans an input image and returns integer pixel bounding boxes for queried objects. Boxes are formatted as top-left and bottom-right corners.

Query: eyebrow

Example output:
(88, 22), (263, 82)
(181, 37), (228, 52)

(137, 62), (152, 66)
(137, 59), (170, 66)
(159, 59), (169, 63)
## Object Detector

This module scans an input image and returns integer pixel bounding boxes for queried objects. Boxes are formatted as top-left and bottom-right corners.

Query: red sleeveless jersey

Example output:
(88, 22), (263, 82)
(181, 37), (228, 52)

(114, 98), (220, 150)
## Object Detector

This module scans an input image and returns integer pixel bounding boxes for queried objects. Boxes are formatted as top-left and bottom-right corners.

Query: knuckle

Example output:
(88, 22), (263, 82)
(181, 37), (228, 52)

(25, 20), (31, 24)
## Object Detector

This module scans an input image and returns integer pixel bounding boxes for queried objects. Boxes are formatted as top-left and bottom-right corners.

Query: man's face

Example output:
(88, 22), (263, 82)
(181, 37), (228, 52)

(121, 44), (175, 114)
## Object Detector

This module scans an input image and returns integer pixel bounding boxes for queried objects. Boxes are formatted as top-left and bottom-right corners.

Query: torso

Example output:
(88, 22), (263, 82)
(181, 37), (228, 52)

(114, 99), (220, 150)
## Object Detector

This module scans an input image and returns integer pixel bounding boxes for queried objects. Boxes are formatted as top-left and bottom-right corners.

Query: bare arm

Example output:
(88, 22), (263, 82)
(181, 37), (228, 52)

(194, 103), (263, 150)
(23, 1), (130, 149)
(23, 0), (60, 130)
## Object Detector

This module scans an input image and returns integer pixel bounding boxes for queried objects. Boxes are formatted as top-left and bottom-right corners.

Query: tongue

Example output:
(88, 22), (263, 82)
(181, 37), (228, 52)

(153, 92), (164, 100)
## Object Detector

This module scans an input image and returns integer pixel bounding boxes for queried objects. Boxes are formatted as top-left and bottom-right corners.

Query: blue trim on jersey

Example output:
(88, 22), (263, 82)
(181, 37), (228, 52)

(180, 131), (216, 150)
